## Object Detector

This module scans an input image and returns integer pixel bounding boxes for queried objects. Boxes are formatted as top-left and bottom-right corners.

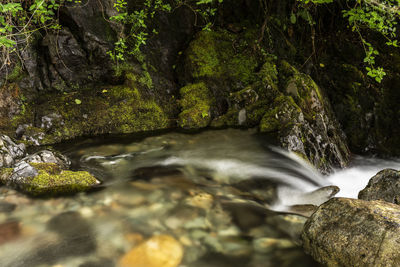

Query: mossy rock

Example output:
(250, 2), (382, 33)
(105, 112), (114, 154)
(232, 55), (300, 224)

(184, 28), (259, 87)
(12, 71), (173, 145)
(259, 95), (302, 133)
(178, 82), (215, 129)
(12, 163), (99, 197)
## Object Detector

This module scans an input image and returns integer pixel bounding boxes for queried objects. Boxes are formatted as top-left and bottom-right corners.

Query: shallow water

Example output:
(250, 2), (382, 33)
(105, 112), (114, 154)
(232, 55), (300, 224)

(0, 129), (399, 267)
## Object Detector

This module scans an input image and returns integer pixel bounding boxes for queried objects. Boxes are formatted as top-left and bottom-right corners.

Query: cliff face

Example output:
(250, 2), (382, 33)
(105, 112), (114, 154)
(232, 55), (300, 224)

(0, 0), (399, 172)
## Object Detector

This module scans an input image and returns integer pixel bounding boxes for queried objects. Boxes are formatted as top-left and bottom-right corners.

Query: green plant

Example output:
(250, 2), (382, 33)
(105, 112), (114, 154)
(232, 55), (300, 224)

(0, 0), (81, 77)
(297, 0), (400, 82)
(107, 0), (224, 67)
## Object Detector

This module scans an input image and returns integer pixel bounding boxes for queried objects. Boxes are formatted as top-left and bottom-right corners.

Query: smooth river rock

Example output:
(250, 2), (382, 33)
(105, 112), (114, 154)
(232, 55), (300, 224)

(358, 169), (400, 203)
(119, 235), (183, 267)
(302, 197), (400, 267)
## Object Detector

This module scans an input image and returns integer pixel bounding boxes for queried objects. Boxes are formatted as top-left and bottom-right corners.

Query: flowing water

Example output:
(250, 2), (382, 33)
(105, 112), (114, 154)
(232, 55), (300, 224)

(0, 129), (399, 267)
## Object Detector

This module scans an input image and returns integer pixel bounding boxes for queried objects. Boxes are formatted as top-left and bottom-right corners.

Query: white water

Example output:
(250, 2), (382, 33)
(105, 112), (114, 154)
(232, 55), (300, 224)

(328, 156), (400, 198)
(73, 129), (400, 210)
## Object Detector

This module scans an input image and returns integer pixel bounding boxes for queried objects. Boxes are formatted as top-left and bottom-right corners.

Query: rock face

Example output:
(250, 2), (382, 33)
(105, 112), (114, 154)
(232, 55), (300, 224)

(302, 197), (400, 267)
(180, 28), (349, 172)
(359, 169), (400, 203)
(0, 135), (26, 168)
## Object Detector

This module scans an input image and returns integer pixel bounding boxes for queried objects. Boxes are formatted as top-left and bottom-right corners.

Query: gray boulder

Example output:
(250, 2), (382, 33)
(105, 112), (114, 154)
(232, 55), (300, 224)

(0, 135), (26, 168)
(358, 169), (400, 204)
(302, 197), (400, 267)
(22, 150), (71, 169)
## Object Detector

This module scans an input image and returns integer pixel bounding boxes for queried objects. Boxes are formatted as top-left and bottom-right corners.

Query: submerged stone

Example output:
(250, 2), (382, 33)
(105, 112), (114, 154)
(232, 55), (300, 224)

(302, 197), (400, 267)
(119, 235), (183, 267)
(358, 169), (400, 204)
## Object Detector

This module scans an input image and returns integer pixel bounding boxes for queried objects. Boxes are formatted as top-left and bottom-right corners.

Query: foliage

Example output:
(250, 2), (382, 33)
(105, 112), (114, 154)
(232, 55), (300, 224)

(0, 0), (80, 75)
(107, 0), (224, 66)
(297, 0), (400, 82)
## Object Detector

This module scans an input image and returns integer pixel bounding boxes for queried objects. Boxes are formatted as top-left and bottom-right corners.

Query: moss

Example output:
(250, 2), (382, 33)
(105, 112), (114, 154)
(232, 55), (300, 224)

(259, 95), (302, 133)
(257, 58), (279, 92)
(185, 29), (259, 87)
(30, 163), (61, 175)
(21, 163), (99, 196)
(6, 62), (25, 83)
(178, 82), (215, 129)
(246, 100), (270, 125)
(11, 70), (172, 145)
(279, 61), (325, 121)
(229, 86), (259, 107)
(0, 168), (13, 184)
(210, 109), (239, 127)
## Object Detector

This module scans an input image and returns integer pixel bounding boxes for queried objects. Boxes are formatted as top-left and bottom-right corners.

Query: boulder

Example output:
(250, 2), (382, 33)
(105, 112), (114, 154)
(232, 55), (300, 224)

(302, 197), (400, 267)
(358, 169), (400, 203)
(0, 150), (99, 196)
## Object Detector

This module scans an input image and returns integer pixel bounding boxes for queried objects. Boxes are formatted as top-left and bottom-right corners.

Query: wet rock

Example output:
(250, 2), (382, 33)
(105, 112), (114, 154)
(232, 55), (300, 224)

(0, 221), (21, 245)
(132, 165), (184, 180)
(79, 258), (114, 267)
(0, 135), (26, 168)
(221, 202), (271, 230)
(1, 161), (100, 197)
(260, 62), (350, 173)
(266, 214), (308, 243)
(0, 232), (61, 267)
(231, 178), (278, 204)
(358, 169), (400, 203)
(302, 197), (400, 267)
(288, 204), (318, 217)
(204, 235), (252, 257)
(253, 237), (296, 253)
(47, 211), (96, 255)
(119, 235), (183, 267)
(0, 201), (16, 213)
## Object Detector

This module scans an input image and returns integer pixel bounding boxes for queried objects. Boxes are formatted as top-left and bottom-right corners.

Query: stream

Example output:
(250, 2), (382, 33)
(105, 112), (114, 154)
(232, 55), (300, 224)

(0, 129), (399, 267)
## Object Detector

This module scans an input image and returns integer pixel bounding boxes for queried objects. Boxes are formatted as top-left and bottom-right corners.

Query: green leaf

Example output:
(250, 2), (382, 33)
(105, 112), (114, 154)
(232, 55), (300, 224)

(74, 99), (82, 105)
(290, 13), (297, 24)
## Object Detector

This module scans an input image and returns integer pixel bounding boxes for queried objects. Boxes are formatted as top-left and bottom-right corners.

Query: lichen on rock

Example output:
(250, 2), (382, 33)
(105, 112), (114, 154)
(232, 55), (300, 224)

(358, 169), (400, 203)
(302, 197), (400, 267)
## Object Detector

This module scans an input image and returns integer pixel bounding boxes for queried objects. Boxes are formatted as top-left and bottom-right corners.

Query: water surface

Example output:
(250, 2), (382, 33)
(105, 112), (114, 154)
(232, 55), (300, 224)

(0, 129), (399, 267)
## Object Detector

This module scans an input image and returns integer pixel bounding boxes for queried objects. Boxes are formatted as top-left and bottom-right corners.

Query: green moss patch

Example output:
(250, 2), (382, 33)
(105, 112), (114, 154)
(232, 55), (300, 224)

(185, 29), (259, 87)
(21, 163), (99, 196)
(178, 82), (215, 129)
(12, 71), (172, 145)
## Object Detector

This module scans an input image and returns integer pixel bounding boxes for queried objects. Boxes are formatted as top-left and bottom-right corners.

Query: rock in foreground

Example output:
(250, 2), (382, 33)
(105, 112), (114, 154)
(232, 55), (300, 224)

(302, 197), (400, 267)
(358, 169), (400, 203)
(0, 160), (99, 197)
